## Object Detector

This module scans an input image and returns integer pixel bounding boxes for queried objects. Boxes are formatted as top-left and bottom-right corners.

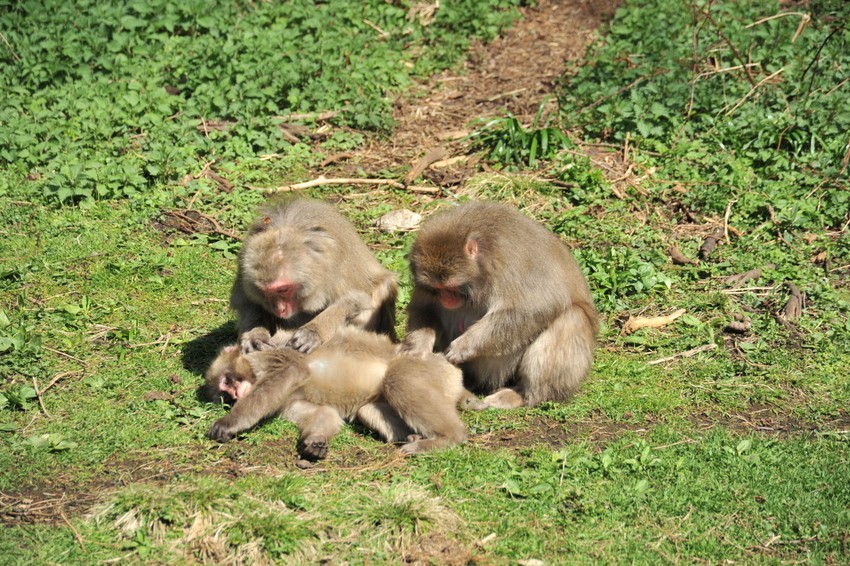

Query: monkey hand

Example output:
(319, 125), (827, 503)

(444, 338), (475, 365)
(208, 419), (238, 443)
(299, 434), (329, 460)
(240, 328), (274, 354)
(398, 328), (437, 357)
(286, 326), (322, 353)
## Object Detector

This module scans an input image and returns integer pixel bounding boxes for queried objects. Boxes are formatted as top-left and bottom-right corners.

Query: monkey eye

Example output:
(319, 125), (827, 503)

(223, 372), (235, 385)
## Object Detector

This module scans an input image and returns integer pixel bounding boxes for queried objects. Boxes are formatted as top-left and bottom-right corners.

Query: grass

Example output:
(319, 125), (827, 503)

(2, 0), (850, 563)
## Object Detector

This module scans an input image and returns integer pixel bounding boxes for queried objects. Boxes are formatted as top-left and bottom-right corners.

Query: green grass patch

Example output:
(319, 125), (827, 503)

(1, 0), (849, 563)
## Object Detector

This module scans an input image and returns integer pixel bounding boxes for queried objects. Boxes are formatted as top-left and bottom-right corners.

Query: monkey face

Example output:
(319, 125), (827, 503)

(205, 345), (257, 403)
(219, 370), (253, 401)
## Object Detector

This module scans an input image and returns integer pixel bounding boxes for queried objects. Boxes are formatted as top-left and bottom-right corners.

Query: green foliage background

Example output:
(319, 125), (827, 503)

(0, 0), (523, 203)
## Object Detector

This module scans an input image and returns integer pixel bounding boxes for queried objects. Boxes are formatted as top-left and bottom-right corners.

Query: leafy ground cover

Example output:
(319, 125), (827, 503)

(1, 0), (849, 563)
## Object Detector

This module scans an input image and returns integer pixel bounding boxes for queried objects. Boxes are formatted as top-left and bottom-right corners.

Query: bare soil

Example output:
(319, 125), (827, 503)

(322, 0), (622, 185)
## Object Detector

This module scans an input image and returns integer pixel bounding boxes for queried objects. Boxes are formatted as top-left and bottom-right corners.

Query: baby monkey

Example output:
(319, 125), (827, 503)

(204, 327), (467, 459)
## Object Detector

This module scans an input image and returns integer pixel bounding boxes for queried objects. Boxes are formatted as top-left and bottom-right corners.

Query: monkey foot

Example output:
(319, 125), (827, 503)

(299, 435), (329, 460)
(481, 388), (525, 409)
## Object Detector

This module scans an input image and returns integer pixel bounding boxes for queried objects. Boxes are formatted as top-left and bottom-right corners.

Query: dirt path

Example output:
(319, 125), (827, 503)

(327, 0), (622, 182)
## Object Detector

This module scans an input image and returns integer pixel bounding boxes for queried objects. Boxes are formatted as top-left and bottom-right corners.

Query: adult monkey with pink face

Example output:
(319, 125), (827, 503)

(231, 196), (398, 354)
(403, 201), (598, 409)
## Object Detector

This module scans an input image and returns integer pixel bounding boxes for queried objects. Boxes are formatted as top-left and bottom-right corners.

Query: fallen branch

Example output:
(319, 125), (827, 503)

(275, 110), (341, 122)
(42, 370), (85, 395)
(405, 185), (442, 194)
(32, 376), (49, 417)
(668, 245), (697, 266)
(698, 228), (725, 260)
(405, 147), (448, 185)
(723, 264), (774, 286)
(622, 308), (686, 335)
(725, 313), (752, 334)
(782, 282), (805, 320)
(648, 343), (717, 365)
(430, 155), (468, 169)
(272, 176), (404, 192)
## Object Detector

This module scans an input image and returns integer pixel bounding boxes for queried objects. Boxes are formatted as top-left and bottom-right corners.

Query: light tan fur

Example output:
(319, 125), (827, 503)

(404, 201), (598, 408)
(204, 327), (466, 459)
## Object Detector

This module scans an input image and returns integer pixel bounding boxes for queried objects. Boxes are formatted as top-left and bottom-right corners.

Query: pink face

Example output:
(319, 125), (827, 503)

(220, 373), (253, 401)
(263, 280), (299, 319)
(433, 283), (464, 310)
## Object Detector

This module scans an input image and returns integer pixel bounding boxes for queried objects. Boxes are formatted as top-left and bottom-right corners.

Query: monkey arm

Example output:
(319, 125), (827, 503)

(208, 364), (308, 442)
(231, 282), (278, 353)
(286, 290), (374, 353)
(444, 305), (554, 364)
(402, 287), (447, 353)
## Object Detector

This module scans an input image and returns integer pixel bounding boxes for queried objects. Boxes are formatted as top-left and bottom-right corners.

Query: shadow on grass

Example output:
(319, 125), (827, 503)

(181, 321), (236, 402)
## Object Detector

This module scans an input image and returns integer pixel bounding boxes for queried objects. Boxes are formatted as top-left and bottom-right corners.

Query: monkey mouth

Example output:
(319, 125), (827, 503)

(438, 289), (464, 310)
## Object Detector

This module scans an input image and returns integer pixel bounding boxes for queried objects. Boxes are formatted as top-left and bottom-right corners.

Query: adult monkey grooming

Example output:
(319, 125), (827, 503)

(231, 196), (398, 354)
(403, 201), (598, 409)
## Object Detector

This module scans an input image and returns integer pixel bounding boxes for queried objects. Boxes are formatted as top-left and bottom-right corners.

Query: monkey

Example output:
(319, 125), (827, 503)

(402, 201), (599, 409)
(230, 196), (398, 354)
(203, 327), (467, 459)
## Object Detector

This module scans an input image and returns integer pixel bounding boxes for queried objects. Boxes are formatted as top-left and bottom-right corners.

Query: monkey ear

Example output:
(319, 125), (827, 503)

(464, 237), (479, 258)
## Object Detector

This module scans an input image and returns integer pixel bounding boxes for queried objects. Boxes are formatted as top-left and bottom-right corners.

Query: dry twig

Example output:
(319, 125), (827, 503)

(32, 376), (49, 417)
(275, 110), (340, 122)
(723, 264), (774, 286)
(405, 147), (448, 185)
(271, 176), (404, 192)
(622, 309), (686, 335)
(782, 282), (805, 320)
(648, 343), (717, 365)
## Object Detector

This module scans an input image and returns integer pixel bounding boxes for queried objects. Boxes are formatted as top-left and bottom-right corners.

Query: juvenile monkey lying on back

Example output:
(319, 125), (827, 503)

(231, 196), (398, 354)
(204, 327), (467, 459)
(403, 201), (599, 409)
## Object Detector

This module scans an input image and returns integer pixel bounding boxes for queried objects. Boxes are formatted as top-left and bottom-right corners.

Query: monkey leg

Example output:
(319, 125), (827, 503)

(356, 401), (413, 443)
(397, 400), (467, 455)
(511, 305), (595, 407)
(383, 356), (467, 454)
(397, 328), (438, 357)
(285, 400), (345, 460)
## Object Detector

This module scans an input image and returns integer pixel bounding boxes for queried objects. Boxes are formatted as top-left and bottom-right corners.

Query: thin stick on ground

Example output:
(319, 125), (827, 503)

(270, 176), (405, 192)
(59, 508), (86, 551)
(42, 370), (85, 395)
(405, 147), (448, 185)
(32, 376), (50, 417)
(648, 343), (717, 365)
(622, 309), (686, 335)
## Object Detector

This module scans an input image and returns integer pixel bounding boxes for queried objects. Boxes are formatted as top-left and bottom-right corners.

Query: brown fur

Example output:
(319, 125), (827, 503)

(231, 196), (397, 354)
(204, 327), (466, 459)
(404, 201), (598, 408)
